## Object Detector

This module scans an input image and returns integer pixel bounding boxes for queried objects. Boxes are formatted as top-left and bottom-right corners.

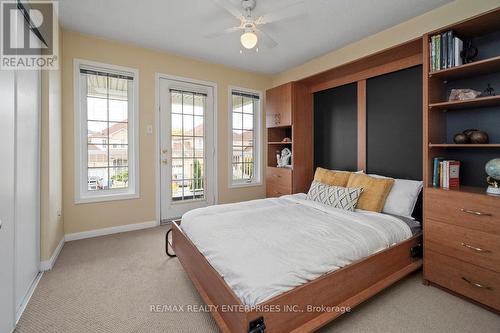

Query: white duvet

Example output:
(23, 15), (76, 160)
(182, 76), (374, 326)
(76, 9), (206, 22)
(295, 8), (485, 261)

(181, 194), (412, 306)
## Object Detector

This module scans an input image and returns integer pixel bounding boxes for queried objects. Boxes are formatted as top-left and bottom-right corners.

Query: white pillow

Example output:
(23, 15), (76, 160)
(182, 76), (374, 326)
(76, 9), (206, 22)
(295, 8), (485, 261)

(368, 174), (423, 218)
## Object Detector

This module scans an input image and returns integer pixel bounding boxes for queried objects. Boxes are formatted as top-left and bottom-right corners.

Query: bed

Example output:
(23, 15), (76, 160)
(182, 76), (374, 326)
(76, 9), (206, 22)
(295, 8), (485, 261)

(169, 192), (422, 333)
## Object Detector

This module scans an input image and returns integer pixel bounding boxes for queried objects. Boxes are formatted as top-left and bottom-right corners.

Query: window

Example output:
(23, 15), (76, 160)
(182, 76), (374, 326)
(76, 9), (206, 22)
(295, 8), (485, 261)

(74, 59), (139, 203)
(229, 88), (261, 187)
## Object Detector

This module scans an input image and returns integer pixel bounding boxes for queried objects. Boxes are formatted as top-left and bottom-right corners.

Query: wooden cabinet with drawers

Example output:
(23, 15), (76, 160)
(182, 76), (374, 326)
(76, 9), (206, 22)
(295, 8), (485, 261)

(265, 82), (313, 196)
(424, 187), (500, 311)
(266, 167), (292, 197)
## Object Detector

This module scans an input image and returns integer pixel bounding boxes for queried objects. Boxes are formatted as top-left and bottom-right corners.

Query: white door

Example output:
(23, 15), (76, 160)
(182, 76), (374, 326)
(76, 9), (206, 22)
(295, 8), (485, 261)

(15, 68), (41, 317)
(0, 70), (16, 333)
(159, 77), (216, 220)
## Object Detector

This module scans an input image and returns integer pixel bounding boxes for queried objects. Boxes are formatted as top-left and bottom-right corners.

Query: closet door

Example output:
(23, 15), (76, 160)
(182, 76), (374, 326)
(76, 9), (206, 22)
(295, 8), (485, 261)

(15, 69), (41, 315)
(0, 71), (16, 333)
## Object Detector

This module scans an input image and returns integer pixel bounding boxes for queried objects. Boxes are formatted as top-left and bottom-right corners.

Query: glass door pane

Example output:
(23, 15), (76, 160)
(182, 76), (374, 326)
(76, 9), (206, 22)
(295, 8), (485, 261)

(170, 90), (205, 202)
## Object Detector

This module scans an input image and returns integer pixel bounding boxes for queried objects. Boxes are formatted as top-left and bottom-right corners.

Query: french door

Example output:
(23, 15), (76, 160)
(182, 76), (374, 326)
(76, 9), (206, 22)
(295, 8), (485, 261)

(159, 77), (216, 220)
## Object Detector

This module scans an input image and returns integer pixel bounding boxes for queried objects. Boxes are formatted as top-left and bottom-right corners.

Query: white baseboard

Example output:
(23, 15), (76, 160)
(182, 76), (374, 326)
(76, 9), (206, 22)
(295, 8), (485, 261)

(65, 220), (158, 242)
(40, 237), (65, 271)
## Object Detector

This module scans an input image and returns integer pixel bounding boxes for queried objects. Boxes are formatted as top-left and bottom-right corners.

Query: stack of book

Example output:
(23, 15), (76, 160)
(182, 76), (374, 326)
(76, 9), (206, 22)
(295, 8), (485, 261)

(430, 30), (464, 71)
(433, 157), (460, 189)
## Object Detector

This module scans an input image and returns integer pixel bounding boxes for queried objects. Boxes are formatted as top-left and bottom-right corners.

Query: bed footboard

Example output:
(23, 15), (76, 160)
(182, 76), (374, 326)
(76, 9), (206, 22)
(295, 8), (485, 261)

(171, 220), (422, 333)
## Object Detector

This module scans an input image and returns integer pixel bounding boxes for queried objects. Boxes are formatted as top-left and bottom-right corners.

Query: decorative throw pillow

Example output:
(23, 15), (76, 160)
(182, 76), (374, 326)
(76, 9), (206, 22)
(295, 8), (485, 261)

(313, 167), (352, 187)
(346, 173), (394, 212)
(306, 181), (363, 211)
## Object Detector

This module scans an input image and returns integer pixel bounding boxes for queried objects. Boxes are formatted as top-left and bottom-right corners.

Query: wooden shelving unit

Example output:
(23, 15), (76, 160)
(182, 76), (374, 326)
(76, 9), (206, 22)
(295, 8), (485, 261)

(423, 8), (500, 311)
(429, 95), (500, 111)
(268, 141), (292, 145)
(265, 82), (312, 197)
(429, 55), (500, 80)
(424, 8), (500, 189)
(425, 185), (496, 196)
(429, 143), (500, 148)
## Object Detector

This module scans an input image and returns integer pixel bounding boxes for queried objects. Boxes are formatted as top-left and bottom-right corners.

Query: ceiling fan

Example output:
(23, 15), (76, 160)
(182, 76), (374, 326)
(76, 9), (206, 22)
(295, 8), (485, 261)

(207, 0), (305, 50)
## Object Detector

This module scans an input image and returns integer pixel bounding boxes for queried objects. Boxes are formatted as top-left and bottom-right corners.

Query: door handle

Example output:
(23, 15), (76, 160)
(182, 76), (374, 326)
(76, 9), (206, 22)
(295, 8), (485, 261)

(0, 219), (2, 230)
(461, 277), (492, 290)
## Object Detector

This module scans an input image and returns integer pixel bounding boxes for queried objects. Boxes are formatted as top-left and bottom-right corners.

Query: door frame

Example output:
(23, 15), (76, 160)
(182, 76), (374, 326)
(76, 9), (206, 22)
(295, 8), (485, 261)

(155, 73), (218, 223)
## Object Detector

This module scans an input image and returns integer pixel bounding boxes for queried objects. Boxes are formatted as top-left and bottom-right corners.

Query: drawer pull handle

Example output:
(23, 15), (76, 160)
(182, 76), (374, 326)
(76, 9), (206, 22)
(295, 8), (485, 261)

(462, 277), (492, 290)
(461, 243), (491, 253)
(274, 174), (281, 178)
(460, 209), (492, 217)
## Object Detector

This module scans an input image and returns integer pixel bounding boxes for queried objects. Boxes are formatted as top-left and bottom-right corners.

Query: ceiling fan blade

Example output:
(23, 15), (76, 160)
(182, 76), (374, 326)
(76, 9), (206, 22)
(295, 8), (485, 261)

(205, 26), (242, 38)
(213, 0), (245, 21)
(255, 28), (278, 49)
(255, 1), (306, 25)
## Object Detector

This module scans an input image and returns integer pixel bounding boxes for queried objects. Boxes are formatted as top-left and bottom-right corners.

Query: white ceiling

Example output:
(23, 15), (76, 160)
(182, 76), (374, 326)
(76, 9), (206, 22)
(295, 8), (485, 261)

(59, 0), (452, 74)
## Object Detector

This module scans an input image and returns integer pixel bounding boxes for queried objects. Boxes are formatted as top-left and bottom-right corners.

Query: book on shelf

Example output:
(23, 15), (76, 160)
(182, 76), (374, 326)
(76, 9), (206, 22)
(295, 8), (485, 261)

(435, 159), (460, 189)
(453, 36), (463, 67)
(432, 157), (444, 187)
(430, 30), (463, 71)
(448, 161), (460, 188)
(441, 32), (447, 69)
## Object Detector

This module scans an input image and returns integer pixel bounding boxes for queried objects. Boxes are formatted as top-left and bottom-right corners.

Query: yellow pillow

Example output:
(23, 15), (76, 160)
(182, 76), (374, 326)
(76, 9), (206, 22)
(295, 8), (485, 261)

(346, 173), (394, 212)
(313, 167), (351, 187)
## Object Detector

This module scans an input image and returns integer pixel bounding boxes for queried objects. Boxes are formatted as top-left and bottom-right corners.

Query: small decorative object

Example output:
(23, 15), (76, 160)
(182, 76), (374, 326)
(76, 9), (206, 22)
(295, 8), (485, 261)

(482, 83), (495, 97)
(453, 133), (470, 144)
(448, 89), (481, 101)
(463, 128), (479, 137)
(281, 137), (292, 143)
(276, 148), (292, 168)
(461, 40), (478, 64)
(469, 130), (489, 144)
(485, 158), (500, 196)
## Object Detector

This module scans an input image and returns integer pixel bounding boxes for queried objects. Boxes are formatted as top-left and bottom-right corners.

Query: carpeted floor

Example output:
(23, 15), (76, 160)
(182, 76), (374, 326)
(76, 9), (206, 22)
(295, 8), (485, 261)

(16, 225), (500, 333)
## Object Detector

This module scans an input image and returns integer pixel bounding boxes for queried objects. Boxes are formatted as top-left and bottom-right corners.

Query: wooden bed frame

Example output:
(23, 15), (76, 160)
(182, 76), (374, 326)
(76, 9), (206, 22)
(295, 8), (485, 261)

(170, 220), (422, 333)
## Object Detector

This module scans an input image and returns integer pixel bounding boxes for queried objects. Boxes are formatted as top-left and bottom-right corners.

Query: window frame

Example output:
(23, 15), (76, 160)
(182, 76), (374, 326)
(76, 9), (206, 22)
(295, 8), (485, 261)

(74, 59), (140, 204)
(228, 86), (262, 188)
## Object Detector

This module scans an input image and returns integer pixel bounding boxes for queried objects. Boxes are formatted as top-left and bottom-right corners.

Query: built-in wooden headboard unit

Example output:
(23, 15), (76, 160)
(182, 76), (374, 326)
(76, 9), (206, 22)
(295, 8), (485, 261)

(267, 38), (424, 219)
(307, 39), (424, 220)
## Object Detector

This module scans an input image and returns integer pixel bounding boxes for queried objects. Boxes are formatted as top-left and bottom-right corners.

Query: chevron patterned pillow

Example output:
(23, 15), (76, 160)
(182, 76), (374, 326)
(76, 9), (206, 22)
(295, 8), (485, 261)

(306, 181), (364, 211)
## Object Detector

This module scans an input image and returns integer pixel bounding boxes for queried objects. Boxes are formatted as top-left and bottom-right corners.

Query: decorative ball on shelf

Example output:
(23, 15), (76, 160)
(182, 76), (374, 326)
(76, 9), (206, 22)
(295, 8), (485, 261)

(463, 128), (479, 137)
(468, 130), (489, 144)
(485, 158), (500, 196)
(453, 133), (470, 144)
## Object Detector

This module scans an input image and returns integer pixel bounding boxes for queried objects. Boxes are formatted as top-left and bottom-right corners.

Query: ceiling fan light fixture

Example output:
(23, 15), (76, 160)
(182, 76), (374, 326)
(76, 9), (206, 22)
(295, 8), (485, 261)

(240, 31), (257, 49)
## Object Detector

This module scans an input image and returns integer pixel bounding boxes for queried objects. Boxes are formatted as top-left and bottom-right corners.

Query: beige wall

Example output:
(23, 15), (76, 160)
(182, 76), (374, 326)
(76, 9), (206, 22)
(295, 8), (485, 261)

(40, 26), (64, 261)
(62, 31), (273, 234)
(58, 0), (499, 236)
(273, 0), (500, 86)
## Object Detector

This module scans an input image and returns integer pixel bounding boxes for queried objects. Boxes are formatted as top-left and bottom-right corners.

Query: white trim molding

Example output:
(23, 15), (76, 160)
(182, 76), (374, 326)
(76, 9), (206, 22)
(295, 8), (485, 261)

(73, 58), (140, 204)
(227, 85), (263, 189)
(65, 220), (157, 242)
(40, 237), (65, 271)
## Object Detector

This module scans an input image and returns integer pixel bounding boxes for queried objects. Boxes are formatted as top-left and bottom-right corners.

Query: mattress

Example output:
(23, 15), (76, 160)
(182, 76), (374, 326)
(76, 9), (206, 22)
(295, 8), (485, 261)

(181, 193), (414, 306)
